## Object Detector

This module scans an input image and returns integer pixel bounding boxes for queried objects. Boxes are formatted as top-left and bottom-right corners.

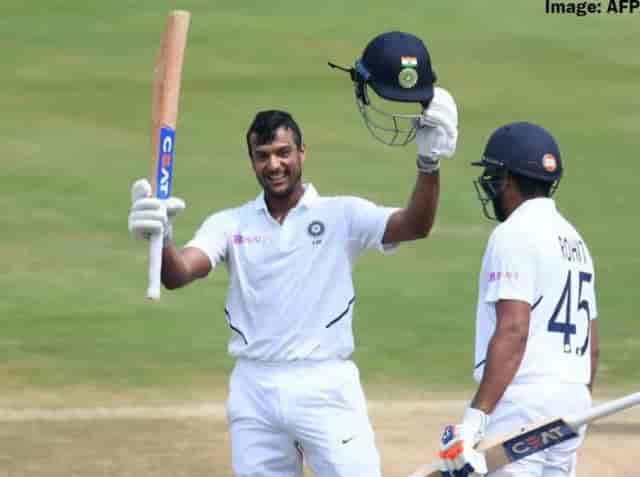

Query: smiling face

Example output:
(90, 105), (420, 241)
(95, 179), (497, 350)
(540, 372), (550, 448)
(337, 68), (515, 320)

(249, 126), (305, 199)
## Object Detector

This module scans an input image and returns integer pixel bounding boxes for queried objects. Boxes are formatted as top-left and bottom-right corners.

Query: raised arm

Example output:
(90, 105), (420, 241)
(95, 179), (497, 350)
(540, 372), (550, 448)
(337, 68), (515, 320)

(382, 87), (458, 244)
(383, 172), (439, 243)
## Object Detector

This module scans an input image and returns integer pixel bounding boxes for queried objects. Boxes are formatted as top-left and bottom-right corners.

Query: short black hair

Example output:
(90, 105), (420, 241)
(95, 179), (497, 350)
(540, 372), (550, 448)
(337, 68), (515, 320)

(510, 171), (554, 198)
(246, 110), (303, 158)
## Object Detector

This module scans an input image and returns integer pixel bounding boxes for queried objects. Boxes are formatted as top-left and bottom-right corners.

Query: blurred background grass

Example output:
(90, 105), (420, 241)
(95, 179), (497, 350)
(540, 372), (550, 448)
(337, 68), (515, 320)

(1, 0), (638, 405)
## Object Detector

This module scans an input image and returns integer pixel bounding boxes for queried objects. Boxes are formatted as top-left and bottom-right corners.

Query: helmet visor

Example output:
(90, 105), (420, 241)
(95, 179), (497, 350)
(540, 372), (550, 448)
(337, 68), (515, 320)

(473, 162), (506, 221)
(356, 86), (423, 146)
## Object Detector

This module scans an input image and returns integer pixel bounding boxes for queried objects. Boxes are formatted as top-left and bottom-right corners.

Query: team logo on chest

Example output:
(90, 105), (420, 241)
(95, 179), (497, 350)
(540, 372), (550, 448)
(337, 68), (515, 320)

(307, 220), (325, 237)
(307, 220), (325, 245)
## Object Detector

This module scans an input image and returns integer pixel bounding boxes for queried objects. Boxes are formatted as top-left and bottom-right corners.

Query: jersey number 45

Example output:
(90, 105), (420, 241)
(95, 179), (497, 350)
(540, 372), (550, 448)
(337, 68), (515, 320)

(547, 271), (593, 356)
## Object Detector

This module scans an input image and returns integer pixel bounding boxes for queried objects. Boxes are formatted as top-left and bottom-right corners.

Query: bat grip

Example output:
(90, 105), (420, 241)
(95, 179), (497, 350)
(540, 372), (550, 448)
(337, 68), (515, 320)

(147, 234), (163, 300)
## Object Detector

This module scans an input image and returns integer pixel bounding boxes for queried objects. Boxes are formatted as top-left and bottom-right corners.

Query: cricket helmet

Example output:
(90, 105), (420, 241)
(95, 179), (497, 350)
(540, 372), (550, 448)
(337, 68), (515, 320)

(472, 121), (563, 221)
(329, 31), (437, 146)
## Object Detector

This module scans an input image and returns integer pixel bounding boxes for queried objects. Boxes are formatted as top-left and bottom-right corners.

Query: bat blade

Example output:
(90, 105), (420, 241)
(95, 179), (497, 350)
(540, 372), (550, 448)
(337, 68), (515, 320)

(147, 10), (190, 300)
(407, 391), (640, 477)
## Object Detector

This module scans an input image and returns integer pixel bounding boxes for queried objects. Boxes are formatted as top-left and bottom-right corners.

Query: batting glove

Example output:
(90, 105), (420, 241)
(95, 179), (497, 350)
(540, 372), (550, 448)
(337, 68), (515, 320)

(128, 178), (185, 246)
(415, 86), (459, 173)
(438, 407), (489, 477)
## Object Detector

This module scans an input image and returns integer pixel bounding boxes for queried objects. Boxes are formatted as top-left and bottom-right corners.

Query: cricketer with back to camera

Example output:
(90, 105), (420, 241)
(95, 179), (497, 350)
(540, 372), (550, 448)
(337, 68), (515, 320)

(436, 122), (600, 477)
(129, 31), (458, 476)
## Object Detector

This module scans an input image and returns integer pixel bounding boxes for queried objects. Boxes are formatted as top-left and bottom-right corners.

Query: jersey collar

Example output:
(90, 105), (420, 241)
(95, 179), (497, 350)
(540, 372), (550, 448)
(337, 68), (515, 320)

(254, 183), (319, 211)
(510, 197), (556, 220)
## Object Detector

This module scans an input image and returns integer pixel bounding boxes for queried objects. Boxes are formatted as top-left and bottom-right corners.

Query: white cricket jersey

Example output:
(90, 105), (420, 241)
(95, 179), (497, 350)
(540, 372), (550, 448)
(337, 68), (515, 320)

(473, 198), (597, 385)
(186, 184), (397, 361)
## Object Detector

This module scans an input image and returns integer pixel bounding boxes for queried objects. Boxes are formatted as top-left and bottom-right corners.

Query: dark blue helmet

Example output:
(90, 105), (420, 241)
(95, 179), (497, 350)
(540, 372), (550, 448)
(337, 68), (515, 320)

(358, 31), (436, 105)
(472, 122), (563, 221)
(329, 31), (437, 146)
(474, 121), (563, 182)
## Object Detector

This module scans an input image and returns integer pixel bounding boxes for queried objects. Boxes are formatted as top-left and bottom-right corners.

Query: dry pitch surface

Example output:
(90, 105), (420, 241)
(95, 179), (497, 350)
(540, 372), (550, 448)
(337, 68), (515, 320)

(1, 397), (638, 477)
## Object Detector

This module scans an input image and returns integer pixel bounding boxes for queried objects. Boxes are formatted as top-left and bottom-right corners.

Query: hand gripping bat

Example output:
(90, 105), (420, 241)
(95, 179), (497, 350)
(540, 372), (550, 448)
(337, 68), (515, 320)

(408, 391), (640, 477)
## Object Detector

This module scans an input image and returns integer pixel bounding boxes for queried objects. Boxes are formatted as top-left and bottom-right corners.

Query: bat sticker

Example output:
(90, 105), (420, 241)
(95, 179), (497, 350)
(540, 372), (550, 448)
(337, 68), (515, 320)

(502, 419), (578, 461)
(155, 126), (175, 199)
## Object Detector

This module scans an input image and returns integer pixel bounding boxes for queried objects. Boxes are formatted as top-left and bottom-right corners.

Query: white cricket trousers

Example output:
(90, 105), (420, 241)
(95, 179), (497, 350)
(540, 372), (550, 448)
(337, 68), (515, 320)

(226, 358), (381, 477)
(487, 382), (592, 477)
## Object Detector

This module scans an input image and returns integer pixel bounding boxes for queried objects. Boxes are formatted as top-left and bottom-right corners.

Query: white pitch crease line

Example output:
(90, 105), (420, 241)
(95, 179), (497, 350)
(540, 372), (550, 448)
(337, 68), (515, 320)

(0, 400), (467, 422)
(8, 400), (633, 423)
(0, 404), (228, 422)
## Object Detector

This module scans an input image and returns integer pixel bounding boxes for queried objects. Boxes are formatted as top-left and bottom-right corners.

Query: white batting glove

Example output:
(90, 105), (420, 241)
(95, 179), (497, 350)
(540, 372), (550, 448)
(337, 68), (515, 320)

(438, 407), (489, 477)
(127, 178), (185, 246)
(415, 87), (459, 173)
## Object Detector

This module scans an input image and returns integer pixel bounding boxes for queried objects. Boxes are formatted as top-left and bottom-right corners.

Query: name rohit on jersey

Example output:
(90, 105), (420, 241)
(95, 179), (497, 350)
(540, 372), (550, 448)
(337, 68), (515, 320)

(558, 236), (588, 264)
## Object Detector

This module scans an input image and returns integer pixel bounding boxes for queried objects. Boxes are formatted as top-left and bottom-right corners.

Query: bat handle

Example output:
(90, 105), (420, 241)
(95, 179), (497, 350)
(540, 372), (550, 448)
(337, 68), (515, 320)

(568, 391), (640, 428)
(147, 233), (163, 300)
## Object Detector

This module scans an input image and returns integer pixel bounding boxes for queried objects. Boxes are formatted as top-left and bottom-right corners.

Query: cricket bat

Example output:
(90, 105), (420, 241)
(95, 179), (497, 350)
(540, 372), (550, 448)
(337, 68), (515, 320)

(408, 391), (640, 477)
(147, 10), (191, 300)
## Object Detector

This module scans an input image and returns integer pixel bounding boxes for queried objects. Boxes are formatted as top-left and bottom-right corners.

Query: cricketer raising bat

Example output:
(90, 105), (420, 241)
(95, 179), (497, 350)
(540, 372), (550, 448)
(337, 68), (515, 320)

(408, 391), (640, 477)
(147, 10), (190, 300)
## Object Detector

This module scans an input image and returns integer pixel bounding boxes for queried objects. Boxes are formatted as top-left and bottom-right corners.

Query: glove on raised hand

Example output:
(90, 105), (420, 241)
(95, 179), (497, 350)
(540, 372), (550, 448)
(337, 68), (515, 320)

(415, 86), (459, 173)
(438, 407), (489, 477)
(127, 178), (185, 246)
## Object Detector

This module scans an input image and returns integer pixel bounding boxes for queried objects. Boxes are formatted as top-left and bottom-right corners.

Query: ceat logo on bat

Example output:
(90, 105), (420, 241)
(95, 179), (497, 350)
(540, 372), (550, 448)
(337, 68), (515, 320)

(156, 126), (176, 199)
(503, 420), (577, 462)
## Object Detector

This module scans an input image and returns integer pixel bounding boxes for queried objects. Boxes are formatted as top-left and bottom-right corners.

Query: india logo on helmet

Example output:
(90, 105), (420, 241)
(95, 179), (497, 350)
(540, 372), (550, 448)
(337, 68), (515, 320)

(399, 56), (418, 88)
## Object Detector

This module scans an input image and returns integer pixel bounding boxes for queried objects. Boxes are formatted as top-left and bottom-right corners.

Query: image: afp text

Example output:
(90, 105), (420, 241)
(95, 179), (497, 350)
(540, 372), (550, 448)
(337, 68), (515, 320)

(545, 0), (640, 15)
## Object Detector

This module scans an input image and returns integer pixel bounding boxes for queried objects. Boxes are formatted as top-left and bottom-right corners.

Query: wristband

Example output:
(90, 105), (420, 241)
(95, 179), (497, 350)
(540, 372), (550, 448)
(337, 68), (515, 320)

(417, 154), (441, 174)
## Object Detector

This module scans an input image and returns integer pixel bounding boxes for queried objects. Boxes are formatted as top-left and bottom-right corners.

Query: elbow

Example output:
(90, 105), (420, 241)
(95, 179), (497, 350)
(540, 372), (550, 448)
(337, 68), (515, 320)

(415, 221), (434, 239)
(513, 327), (529, 351)
(416, 227), (430, 239)
(162, 275), (187, 290)
(498, 328), (528, 358)
(163, 281), (180, 290)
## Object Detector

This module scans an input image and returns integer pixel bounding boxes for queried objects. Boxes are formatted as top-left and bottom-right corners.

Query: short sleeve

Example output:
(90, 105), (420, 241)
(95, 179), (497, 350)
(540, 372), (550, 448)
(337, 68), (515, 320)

(483, 231), (536, 305)
(184, 211), (234, 268)
(343, 196), (398, 254)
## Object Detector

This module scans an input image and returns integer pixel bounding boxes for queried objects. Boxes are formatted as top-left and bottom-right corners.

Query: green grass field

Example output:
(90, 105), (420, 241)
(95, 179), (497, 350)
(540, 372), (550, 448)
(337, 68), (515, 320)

(1, 0), (639, 409)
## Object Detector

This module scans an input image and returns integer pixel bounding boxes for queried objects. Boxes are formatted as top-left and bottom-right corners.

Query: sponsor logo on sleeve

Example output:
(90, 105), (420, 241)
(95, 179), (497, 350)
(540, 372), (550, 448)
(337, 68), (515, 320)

(488, 271), (520, 282)
(232, 233), (270, 245)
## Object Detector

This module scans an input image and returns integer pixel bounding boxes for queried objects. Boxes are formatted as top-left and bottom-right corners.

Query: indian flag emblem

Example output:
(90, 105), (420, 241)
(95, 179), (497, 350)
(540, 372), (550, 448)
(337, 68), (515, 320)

(401, 56), (418, 67)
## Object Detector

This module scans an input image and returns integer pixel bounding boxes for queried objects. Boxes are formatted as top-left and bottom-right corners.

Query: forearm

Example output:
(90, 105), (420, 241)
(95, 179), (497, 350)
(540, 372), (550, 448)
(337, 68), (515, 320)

(471, 332), (526, 414)
(383, 171), (439, 243)
(406, 171), (440, 238)
(161, 245), (198, 289)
